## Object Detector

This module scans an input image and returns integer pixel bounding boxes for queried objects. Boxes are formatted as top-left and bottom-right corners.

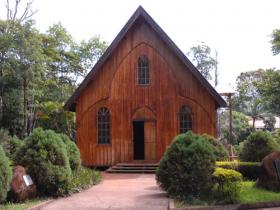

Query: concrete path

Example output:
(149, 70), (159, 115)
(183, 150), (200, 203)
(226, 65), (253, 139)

(38, 173), (169, 210)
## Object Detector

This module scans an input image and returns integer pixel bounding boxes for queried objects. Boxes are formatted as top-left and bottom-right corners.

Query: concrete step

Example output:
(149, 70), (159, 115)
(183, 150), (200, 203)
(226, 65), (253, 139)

(107, 162), (159, 174)
(106, 168), (156, 174)
(111, 166), (157, 170)
(116, 163), (159, 167)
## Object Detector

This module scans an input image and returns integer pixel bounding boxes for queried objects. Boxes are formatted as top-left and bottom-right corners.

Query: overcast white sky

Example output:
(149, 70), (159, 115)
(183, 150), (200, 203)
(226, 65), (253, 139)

(3, 0), (280, 91)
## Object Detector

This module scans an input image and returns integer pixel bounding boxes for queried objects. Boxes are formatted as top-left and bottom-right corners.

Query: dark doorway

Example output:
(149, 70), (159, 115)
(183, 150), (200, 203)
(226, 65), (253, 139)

(133, 121), (144, 160)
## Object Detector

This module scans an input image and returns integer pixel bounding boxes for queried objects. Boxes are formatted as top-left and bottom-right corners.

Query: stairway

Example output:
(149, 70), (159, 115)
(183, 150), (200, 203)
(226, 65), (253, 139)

(106, 163), (158, 174)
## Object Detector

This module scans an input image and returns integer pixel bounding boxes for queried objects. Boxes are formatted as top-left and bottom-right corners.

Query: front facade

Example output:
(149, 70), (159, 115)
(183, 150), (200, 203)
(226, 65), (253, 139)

(65, 7), (226, 166)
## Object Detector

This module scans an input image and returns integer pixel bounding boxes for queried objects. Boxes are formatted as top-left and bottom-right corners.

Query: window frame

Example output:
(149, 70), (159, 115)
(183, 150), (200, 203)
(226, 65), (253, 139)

(179, 106), (192, 133)
(97, 107), (110, 145)
(137, 55), (150, 85)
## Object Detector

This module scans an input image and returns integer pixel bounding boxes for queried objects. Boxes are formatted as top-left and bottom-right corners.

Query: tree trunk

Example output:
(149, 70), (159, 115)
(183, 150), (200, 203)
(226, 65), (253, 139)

(252, 117), (256, 129)
(21, 77), (27, 138)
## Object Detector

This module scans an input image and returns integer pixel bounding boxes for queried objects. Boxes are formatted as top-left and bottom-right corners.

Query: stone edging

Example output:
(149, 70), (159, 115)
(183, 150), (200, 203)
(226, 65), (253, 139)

(169, 199), (280, 210)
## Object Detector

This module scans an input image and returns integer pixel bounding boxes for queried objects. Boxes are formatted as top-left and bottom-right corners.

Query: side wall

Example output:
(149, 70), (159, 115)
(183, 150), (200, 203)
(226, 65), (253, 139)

(76, 20), (217, 166)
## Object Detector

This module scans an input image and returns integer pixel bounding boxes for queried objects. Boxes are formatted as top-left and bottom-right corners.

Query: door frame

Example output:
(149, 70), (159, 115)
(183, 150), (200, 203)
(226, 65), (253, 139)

(132, 119), (157, 162)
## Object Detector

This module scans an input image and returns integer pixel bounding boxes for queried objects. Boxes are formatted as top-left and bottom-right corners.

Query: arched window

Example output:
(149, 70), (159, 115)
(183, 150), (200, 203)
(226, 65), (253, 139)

(137, 55), (150, 85)
(179, 106), (192, 133)
(97, 107), (110, 144)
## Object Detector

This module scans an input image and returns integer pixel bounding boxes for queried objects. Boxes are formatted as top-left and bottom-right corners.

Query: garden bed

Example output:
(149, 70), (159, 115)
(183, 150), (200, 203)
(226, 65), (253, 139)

(1, 167), (101, 210)
(172, 181), (280, 209)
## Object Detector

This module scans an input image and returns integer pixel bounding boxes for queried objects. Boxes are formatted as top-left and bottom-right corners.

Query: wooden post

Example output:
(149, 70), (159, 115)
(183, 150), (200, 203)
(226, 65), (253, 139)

(220, 92), (235, 144)
(228, 94), (233, 144)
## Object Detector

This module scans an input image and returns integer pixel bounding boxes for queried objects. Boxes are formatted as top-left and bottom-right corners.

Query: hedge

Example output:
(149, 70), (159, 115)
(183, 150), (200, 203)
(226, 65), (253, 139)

(216, 161), (261, 180)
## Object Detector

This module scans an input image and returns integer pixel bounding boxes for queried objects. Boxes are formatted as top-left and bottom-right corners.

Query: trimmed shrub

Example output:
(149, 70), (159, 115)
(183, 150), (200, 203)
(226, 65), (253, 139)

(0, 145), (12, 203)
(213, 167), (242, 203)
(240, 131), (280, 162)
(156, 131), (216, 199)
(216, 161), (261, 180)
(202, 134), (228, 161)
(14, 128), (72, 196)
(59, 134), (81, 171)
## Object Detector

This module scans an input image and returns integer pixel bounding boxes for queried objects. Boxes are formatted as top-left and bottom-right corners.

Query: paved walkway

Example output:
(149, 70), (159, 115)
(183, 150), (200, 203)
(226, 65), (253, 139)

(38, 173), (169, 210)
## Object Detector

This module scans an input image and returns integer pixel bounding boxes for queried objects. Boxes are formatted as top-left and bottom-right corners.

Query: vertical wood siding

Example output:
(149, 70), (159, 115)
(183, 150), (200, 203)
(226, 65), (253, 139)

(76, 20), (217, 166)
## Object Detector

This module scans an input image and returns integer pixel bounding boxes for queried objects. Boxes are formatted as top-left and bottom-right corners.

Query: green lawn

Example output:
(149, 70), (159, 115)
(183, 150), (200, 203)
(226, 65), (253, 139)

(175, 181), (280, 208)
(240, 181), (280, 203)
(0, 198), (47, 210)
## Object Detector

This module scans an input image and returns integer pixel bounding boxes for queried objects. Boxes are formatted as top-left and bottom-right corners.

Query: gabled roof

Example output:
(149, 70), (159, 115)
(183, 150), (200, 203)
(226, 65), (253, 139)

(65, 6), (227, 111)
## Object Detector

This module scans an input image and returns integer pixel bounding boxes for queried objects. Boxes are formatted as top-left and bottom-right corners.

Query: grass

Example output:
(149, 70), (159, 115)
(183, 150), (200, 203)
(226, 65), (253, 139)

(239, 181), (280, 203)
(68, 166), (101, 194)
(174, 181), (280, 208)
(0, 198), (46, 210)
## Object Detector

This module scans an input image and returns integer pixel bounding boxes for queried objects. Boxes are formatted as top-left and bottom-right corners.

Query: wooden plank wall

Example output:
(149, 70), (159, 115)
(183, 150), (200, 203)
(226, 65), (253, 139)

(76, 20), (217, 166)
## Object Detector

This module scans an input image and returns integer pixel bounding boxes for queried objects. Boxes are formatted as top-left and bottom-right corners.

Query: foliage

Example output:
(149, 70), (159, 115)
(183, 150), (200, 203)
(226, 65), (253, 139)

(232, 70), (266, 129)
(176, 181), (280, 207)
(156, 131), (216, 199)
(255, 69), (280, 116)
(59, 133), (81, 171)
(216, 161), (261, 180)
(14, 128), (72, 196)
(240, 181), (280, 203)
(271, 29), (280, 55)
(36, 101), (75, 138)
(0, 20), (45, 137)
(68, 167), (101, 194)
(263, 113), (276, 131)
(240, 131), (280, 162)
(219, 111), (252, 144)
(40, 24), (107, 103)
(0, 129), (22, 160)
(213, 167), (242, 203)
(202, 134), (228, 161)
(0, 145), (12, 203)
(0, 18), (107, 137)
(187, 42), (217, 82)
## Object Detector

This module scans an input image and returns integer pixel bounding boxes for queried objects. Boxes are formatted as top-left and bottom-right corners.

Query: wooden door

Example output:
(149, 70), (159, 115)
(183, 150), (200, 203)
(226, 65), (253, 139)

(144, 121), (156, 161)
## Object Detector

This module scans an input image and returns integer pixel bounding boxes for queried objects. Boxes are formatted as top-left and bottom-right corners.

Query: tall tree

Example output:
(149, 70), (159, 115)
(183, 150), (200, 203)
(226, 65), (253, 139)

(41, 23), (107, 103)
(271, 29), (280, 55)
(232, 69), (265, 128)
(6, 0), (37, 22)
(255, 69), (280, 116)
(0, 20), (44, 137)
(187, 42), (218, 83)
(219, 110), (251, 145)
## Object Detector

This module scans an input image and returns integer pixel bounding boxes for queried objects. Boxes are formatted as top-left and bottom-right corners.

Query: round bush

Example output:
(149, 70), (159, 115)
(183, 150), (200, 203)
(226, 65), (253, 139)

(0, 145), (12, 202)
(240, 131), (280, 162)
(59, 134), (81, 171)
(14, 128), (72, 196)
(213, 167), (242, 203)
(202, 134), (228, 161)
(156, 131), (216, 199)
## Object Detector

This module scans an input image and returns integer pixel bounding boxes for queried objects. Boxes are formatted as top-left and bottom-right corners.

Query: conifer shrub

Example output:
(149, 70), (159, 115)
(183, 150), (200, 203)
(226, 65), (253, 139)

(240, 131), (280, 162)
(59, 134), (81, 171)
(202, 134), (228, 161)
(14, 128), (72, 196)
(156, 131), (216, 200)
(0, 145), (12, 202)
